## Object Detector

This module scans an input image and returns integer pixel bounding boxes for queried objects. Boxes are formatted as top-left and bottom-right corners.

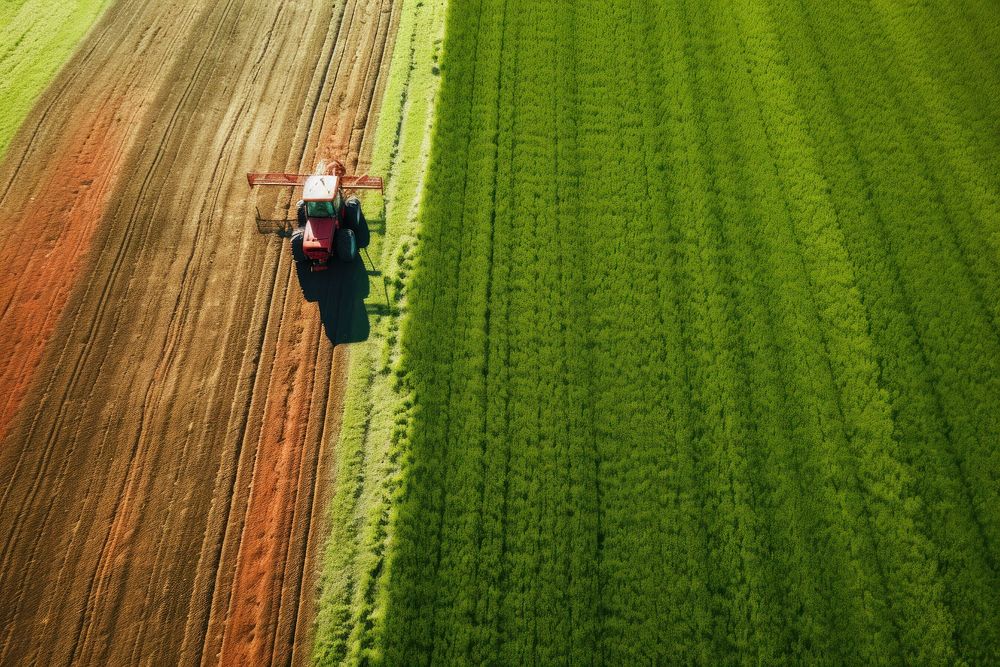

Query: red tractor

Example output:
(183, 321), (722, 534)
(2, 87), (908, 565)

(247, 160), (383, 271)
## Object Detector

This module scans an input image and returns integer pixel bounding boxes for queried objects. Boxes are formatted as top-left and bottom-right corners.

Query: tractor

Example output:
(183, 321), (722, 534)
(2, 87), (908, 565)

(247, 160), (382, 271)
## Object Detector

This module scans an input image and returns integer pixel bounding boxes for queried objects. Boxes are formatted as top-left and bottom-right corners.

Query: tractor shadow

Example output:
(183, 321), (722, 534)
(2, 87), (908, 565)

(294, 256), (370, 345)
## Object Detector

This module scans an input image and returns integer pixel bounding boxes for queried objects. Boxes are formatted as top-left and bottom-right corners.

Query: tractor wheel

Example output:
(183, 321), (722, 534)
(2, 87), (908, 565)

(344, 196), (370, 249)
(353, 212), (370, 249)
(335, 228), (357, 262)
(291, 229), (307, 263)
(296, 199), (307, 228)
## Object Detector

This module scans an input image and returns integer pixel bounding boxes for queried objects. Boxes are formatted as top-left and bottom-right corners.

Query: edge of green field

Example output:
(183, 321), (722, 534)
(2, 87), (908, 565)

(310, 0), (448, 663)
(0, 0), (112, 161)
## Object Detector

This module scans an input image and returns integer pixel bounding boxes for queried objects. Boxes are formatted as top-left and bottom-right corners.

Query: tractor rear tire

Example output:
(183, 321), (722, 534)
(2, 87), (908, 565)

(296, 200), (307, 228)
(335, 228), (357, 262)
(344, 196), (370, 249)
(354, 211), (370, 249)
(291, 229), (306, 263)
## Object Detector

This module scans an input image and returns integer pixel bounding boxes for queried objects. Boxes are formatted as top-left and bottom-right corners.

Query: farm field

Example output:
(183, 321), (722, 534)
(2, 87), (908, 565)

(0, 0), (405, 664)
(2, 0), (999, 664)
(368, 0), (1000, 663)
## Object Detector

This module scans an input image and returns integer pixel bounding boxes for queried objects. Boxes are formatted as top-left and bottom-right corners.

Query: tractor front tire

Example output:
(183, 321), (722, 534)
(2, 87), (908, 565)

(335, 228), (357, 262)
(291, 229), (307, 263)
(296, 200), (307, 228)
(344, 196), (370, 249)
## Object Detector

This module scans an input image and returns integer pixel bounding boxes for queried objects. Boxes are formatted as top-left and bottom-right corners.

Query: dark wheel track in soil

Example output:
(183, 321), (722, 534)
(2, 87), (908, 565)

(0, 0), (399, 664)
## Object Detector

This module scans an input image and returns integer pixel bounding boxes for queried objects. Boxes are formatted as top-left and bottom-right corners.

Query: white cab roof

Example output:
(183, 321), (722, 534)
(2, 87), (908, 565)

(303, 174), (339, 201)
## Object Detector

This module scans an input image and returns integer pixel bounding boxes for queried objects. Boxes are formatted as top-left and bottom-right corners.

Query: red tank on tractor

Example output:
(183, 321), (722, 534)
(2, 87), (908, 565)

(247, 160), (383, 271)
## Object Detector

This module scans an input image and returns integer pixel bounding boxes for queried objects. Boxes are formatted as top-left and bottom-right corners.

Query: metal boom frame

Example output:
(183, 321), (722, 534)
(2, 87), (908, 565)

(247, 172), (384, 194)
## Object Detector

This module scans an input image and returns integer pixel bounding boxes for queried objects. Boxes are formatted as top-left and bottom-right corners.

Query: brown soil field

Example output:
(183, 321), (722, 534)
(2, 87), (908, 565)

(0, 0), (399, 664)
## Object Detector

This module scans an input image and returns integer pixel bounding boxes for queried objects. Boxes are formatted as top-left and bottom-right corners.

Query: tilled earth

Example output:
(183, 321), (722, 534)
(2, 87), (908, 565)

(0, 0), (398, 664)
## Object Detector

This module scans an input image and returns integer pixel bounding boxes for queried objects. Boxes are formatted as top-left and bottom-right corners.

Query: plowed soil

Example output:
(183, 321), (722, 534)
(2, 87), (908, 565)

(0, 0), (398, 664)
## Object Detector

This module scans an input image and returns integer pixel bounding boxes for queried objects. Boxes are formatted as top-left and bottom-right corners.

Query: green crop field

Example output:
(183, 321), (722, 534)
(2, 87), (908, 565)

(0, 0), (110, 159)
(331, 0), (1000, 663)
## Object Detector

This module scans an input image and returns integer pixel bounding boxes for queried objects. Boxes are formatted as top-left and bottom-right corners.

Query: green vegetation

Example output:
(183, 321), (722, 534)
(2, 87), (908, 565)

(367, 0), (1000, 663)
(0, 0), (110, 159)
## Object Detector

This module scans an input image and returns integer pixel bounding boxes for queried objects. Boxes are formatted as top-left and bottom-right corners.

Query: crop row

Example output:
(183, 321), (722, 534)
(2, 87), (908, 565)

(375, 0), (1000, 663)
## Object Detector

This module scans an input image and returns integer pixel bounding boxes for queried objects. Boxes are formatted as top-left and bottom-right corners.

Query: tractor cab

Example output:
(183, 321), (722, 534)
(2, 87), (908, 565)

(298, 175), (346, 269)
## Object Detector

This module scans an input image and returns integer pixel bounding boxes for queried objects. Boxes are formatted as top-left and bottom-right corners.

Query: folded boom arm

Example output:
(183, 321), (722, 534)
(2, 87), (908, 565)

(246, 172), (310, 187)
(246, 172), (384, 194)
(340, 175), (384, 193)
